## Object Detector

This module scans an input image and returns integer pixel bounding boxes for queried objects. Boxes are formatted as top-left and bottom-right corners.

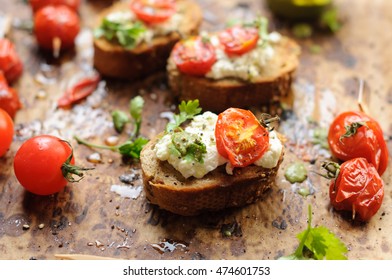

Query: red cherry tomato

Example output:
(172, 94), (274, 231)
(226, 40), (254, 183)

(13, 135), (89, 195)
(34, 5), (80, 51)
(0, 108), (14, 157)
(57, 74), (100, 108)
(215, 108), (269, 167)
(218, 26), (259, 55)
(130, 0), (176, 24)
(0, 38), (23, 84)
(29, 0), (80, 13)
(172, 37), (216, 76)
(328, 111), (388, 176)
(326, 158), (384, 221)
(0, 73), (22, 119)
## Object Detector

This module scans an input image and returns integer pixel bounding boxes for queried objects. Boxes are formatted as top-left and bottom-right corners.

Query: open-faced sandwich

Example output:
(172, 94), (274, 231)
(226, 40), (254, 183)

(140, 100), (284, 216)
(167, 18), (301, 112)
(93, 0), (202, 80)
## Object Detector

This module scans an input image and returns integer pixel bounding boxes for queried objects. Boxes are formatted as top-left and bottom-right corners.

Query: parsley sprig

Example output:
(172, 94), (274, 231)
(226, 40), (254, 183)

(165, 100), (202, 133)
(74, 96), (148, 160)
(165, 100), (206, 163)
(94, 17), (146, 49)
(280, 205), (348, 260)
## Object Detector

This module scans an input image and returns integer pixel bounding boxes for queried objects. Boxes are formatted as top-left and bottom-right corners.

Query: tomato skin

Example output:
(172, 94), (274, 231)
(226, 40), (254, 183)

(13, 135), (76, 195)
(0, 38), (23, 84)
(172, 37), (216, 76)
(218, 26), (259, 55)
(130, 0), (176, 24)
(0, 108), (14, 157)
(328, 111), (388, 176)
(57, 74), (100, 108)
(329, 158), (384, 221)
(0, 73), (22, 119)
(215, 108), (269, 167)
(34, 5), (80, 51)
(29, 0), (80, 13)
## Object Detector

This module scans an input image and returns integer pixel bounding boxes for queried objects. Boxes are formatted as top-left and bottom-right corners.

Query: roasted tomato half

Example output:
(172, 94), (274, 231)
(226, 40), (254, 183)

(172, 36), (216, 76)
(130, 0), (176, 24)
(215, 108), (269, 167)
(218, 26), (259, 55)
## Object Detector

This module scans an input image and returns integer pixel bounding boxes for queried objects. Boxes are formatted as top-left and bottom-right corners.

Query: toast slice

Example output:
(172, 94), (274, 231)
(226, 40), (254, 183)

(168, 35), (300, 112)
(140, 133), (284, 216)
(93, 0), (202, 80)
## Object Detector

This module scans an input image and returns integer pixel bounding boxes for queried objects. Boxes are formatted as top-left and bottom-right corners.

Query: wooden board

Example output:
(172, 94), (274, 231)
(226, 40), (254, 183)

(0, 0), (391, 260)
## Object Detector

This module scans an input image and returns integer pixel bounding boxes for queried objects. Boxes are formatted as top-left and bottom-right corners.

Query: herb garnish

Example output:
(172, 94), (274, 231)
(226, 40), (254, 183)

(74, 96), (148, 160)
(280, 205), (348, 260)
(165, 100), (202, 133)
(165, 100), (206, 163)
(94, 17), (146, 49)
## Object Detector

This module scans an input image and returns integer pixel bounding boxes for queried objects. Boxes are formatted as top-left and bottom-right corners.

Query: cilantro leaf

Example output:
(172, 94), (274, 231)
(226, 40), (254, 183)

(170, 131), (207, 163)
(118, 137), (149, 159)
(75, 96), (149, 161)
(165, 100), (202, 133)
(94, 17), (146, 49)
(280, 205), (348, 260)
(130, 96), (144, 137)
(112, 110), (130, 133)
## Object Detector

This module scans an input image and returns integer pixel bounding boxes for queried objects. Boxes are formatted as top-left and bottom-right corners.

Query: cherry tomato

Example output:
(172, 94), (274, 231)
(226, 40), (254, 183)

(57, 74), (100, 108)
(326, 158), (384, 221)
(172, 37), (216, 76)
(215, 108), (269, 167)
(218, 26), (259, 55)
(13, 135), (88, 195)
(29, 0), (80, 13)
(0, 38), (23, 84)
(0, 73), (22, 119)
(328, 111), (388, 176)
(0, 108), (14, 157)
(130, 0), (176, 24)
(34, 5), (80, 51)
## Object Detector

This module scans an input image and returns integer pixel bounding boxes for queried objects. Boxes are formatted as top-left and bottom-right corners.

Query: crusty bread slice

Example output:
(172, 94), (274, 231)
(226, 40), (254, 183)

(140, 133), (284, 216)
(168, 36), (300, 112)
(93, 0), (202, 80)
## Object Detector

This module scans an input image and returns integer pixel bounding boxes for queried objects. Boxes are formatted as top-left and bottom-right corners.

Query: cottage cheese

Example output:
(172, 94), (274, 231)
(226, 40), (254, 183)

(205, 33), (279, 81)
(105, 9), (183, 44)
(155, 112), (283, 179)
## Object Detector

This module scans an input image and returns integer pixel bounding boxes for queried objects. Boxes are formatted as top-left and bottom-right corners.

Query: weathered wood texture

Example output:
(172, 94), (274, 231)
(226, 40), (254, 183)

(0, 0), (391, 260)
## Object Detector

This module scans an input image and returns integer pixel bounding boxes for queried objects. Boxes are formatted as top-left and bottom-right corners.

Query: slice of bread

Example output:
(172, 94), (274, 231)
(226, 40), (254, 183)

(93, 0), (202, 80)
(140, 133), (284, 216)
(168, 35), (300, 112)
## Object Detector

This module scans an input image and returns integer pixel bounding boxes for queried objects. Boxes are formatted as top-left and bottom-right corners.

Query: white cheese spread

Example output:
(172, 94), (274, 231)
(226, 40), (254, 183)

(155, 112), (283, 179)
(205, 33), (279, 81)
(105, 8), (183, 44)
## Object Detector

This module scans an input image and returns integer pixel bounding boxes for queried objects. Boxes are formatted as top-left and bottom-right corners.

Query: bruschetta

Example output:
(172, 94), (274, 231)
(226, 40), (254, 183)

(93, 0), (202, 80)
(167, 18), (301, 112)
(140, 101), (284, 216)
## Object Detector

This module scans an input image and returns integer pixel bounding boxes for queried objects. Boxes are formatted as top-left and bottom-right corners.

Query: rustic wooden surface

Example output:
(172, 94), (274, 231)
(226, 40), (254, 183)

(0, 0), (391, 260)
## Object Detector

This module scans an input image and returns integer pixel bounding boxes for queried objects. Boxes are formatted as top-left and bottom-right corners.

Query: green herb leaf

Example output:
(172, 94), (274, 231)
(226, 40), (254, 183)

(166, 100), (202, 133)
(170, 131), (207, 163)
(129, 96), (144, 137)
(280, 205), (348, 260)
(112, 110), (130, 133)
(94, 17), (146, 49)
(118, 137), (149, 159)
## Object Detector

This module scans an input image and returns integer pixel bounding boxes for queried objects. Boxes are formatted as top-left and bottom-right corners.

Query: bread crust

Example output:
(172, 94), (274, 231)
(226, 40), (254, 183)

(140, 133), (284, 216)
(93, 0), (202, 80)
(168, 36), (301, 112)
